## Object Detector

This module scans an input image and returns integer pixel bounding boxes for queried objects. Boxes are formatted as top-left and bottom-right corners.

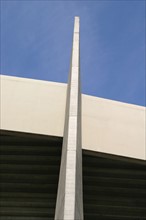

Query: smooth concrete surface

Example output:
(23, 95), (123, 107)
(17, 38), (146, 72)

(0, 74), (66, 136)
(0, 74), (145, 160)
(82, 95), (146, 160)
(55, 16), (83, 220)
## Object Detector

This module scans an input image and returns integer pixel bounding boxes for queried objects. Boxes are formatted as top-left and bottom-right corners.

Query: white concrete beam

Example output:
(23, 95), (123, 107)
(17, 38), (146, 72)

(1, 75), (145, 160)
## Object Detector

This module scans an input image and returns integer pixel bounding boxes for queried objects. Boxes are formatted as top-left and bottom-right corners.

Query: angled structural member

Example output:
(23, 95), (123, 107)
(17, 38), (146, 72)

(55, 17), (84, 220)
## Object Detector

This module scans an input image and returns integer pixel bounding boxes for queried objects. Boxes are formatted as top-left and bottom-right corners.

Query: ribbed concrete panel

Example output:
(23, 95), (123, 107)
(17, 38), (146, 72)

(0, 130), (62, 220)
(83, 150), (146, 219)
(55, 17), (83, 220)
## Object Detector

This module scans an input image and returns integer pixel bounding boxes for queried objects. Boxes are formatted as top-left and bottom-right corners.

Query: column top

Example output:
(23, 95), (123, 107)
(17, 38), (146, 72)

(75, 16), (80, 20)
(74, 17), (80, 33)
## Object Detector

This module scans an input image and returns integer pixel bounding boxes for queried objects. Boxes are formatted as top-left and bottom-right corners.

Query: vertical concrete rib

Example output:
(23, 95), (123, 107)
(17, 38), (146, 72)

(55, 17), (83, 220)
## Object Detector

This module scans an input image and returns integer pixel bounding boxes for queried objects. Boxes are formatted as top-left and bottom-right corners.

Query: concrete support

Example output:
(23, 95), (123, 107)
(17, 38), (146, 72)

(55, 17), (84, 220)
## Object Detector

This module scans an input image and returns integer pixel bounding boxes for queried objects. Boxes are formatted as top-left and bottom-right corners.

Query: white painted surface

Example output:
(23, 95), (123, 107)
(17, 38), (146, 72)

(0, 74), (66, 136)
(82, 95), (146, 160)
(0, 75), (145, 160)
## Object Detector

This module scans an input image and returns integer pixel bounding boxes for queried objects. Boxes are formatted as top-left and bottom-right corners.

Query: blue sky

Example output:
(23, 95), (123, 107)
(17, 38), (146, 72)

(1, 0), (145, 106)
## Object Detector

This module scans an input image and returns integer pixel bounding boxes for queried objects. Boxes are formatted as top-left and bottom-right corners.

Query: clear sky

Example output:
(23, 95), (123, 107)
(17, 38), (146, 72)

(1, 0), (145, 106)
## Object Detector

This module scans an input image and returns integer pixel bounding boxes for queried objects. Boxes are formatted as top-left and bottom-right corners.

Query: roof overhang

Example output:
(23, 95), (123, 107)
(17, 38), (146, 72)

(1, 74), (145, 160)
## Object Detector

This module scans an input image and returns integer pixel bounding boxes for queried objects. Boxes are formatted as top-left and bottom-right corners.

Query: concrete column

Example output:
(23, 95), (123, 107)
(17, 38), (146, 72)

(55, 17), (84, 220)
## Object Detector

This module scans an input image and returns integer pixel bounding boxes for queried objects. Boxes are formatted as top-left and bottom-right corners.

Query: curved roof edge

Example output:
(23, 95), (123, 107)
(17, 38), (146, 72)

(1, 75), (145, 160)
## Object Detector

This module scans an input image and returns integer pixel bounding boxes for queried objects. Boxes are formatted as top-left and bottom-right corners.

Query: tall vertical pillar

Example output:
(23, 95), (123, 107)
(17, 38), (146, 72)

(55, 17), (83, 220)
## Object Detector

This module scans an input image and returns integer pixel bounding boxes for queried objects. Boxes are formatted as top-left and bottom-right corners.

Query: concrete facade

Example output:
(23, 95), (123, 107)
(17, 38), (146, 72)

(82, 95), (146, 160)
(1, 74), (145, 160)
(0, 74), (66, 136)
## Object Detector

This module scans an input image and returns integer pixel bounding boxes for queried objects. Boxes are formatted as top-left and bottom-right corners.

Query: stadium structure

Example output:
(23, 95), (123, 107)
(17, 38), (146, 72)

(0, 17), (146, 220)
